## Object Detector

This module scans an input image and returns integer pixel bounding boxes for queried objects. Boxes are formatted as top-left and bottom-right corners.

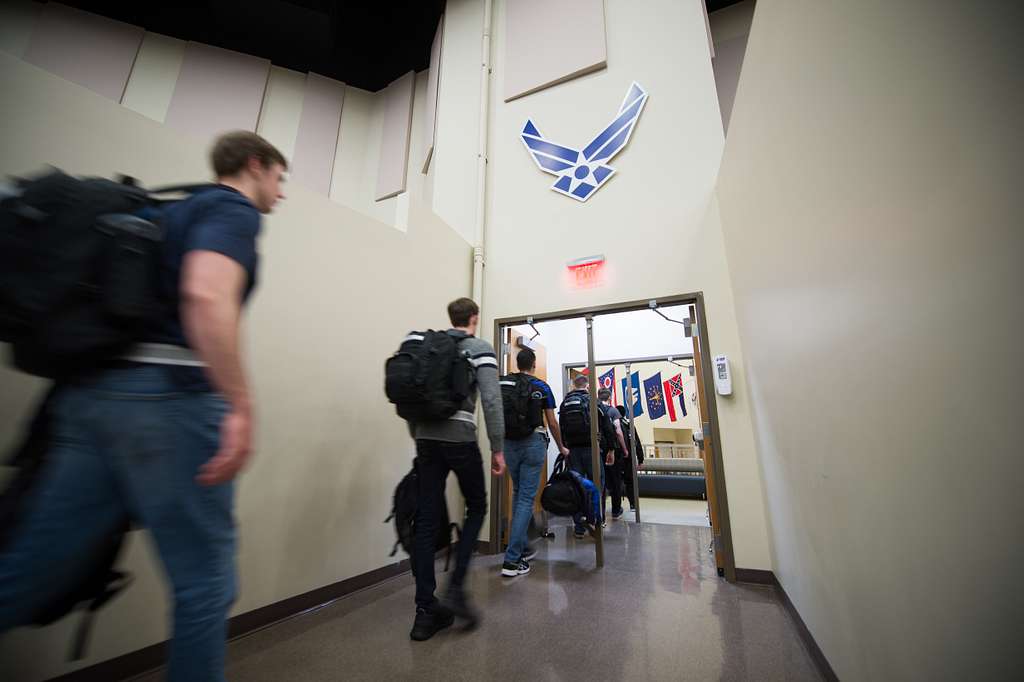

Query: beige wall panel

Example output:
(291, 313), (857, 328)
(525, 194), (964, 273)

(256, 66), (307, 165)
(164, 42), (270, 140)
(375, 71), (415, 201)
(503, 0), (607, 102)
(121, 32), (186, 123)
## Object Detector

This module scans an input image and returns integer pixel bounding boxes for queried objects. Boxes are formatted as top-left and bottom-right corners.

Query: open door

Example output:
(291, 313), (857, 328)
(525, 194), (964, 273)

(499, 327), (549, 550)
(490, 294), (737, 578)
(689, 303), (732, 579)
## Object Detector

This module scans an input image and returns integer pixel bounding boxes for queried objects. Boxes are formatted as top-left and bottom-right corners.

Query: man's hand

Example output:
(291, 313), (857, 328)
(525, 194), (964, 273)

(492, 451), (507, 476)
(559, 445), (570, 457)
(198, 408), (253, 485)
(605, 451), (615, 466)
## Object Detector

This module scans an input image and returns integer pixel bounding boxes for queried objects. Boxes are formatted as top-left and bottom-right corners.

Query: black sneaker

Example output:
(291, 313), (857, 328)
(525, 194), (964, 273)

(410, 605), (454, 641)
(612, 510), (624, 519)
(440, 585), (480, 631)
(521, 546), (538, 562)
(573, 528), (586, 539)
(501, 559), (531, 577)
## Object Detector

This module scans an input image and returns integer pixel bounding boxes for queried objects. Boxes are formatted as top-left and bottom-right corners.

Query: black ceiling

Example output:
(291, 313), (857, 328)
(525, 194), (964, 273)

(60, 0), (446, 92)
(61, 0), (745, 92)
(707, 0), (746, 11)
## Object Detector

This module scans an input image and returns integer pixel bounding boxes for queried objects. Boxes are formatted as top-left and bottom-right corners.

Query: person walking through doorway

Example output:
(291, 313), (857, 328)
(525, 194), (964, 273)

(406, 298), (506, 641)
(499, 348), (568, 576)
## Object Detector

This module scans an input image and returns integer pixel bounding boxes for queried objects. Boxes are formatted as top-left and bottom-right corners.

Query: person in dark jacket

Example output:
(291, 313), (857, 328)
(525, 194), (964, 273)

(560, 374), (614, 538)
(616, 405), (645, 511)
(598, 389), (628, 519)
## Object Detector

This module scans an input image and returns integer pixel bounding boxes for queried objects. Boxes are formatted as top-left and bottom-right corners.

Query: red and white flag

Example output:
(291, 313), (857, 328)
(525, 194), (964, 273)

(664, 373), (687, 421)
(598, 367), (617, 404)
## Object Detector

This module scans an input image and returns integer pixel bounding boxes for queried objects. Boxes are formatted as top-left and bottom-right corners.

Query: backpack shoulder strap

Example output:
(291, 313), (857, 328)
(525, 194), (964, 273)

(144, 182), (218, 206)
(147, 182), (217, 196)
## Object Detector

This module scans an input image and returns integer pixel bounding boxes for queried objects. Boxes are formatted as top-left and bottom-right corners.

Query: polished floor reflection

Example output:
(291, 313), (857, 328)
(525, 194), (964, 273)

(135, 522), (822, 681)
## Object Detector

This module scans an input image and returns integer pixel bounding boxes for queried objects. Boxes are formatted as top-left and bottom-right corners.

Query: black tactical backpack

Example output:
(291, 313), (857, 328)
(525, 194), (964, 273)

(559, 390), (592, 447)
(384, 460), (460, 574)
(385, 330), (472, 422)
(500, 373), (543, 439)
(0, 169), (209, 378)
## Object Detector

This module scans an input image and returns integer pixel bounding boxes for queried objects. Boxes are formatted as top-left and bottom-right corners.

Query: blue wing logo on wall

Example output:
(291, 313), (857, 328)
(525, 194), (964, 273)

(520, 82), (648, 202)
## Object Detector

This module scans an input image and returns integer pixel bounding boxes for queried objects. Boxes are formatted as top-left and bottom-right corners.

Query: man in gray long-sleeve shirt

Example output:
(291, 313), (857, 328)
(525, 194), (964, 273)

(409, 297), (506, 642)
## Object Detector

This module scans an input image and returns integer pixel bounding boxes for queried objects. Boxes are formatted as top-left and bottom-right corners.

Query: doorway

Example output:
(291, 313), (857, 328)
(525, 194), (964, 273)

(489, 293), (737, 581)
(563, 355), (710, 529)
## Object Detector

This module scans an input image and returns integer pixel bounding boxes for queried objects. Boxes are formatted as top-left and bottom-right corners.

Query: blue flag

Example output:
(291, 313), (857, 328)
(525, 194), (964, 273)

(644, 372), (667, 420)
(621, 372), (643, 417)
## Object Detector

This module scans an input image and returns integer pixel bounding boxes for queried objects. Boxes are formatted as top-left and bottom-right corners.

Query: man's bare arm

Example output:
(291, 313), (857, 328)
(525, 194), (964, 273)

(544, 408), (569, 456)
(614, 419), (628, 454)
(180, 250), (253, 485)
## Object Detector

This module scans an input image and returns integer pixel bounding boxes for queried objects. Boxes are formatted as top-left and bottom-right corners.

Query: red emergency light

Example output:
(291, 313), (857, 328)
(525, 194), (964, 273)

(567, 254), (606, 288)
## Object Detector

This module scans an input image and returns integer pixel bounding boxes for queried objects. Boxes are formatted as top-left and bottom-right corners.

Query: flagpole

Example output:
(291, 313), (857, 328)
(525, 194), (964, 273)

(625, 362), (642, 524)
(585, 315), (604, 567)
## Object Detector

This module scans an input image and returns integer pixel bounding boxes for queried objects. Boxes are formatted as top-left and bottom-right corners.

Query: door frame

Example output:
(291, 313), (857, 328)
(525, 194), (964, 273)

(488, 292), (738, 582)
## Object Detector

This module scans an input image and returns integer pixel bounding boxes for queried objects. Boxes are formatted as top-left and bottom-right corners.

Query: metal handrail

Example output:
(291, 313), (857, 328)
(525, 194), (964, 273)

(642, 443), (700, 460)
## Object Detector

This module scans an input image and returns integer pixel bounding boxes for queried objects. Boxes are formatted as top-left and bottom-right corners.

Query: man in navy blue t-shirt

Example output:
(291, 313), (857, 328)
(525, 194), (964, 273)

(0, 131), (287, 682)
(499, 348), (569, 577)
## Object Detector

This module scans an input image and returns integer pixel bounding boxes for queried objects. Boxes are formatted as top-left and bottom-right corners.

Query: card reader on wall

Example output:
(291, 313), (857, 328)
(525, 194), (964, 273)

(713, 354), (732, 396)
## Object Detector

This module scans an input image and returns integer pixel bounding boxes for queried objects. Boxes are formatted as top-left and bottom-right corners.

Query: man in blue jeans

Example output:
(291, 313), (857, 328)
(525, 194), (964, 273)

(500, 348), (569, 577)
(0, 131), (287, 681)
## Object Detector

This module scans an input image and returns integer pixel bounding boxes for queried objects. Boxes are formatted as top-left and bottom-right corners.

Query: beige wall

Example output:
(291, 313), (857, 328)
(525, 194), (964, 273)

(429, 0), (483, 244)
(715, 1), (1023, 679)
(476, 0), (772, 569)
(0, 52), (471, 681)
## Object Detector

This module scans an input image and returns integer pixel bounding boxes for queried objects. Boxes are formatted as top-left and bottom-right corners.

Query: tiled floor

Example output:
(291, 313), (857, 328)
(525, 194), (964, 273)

(134, 523), (822, 681)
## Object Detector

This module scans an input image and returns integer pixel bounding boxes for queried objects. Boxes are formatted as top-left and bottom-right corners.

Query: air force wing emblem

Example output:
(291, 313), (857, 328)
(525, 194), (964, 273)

(520, 82), (648, 202)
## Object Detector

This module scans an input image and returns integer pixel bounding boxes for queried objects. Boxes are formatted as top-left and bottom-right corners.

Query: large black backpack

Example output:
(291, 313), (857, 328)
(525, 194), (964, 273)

(384, 460), (460, 574)
(540, 456), (586, 517)
(385, 330), (472, 422)
(559, 391), (592, 447)
(0, 389), (132, 660)
(0, 169), (208, 378)
(500, 373), (543, 439)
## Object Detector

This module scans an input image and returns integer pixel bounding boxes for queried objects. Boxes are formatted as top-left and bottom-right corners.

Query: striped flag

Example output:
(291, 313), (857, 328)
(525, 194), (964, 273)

(664, 373), (687, 421)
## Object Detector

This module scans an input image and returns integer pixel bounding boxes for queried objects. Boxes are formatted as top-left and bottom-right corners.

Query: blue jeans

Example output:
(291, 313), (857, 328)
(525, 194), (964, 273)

(569, 446), (604, 533)
(503, 432), (546, 564)
(0, 365), (236, 682)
